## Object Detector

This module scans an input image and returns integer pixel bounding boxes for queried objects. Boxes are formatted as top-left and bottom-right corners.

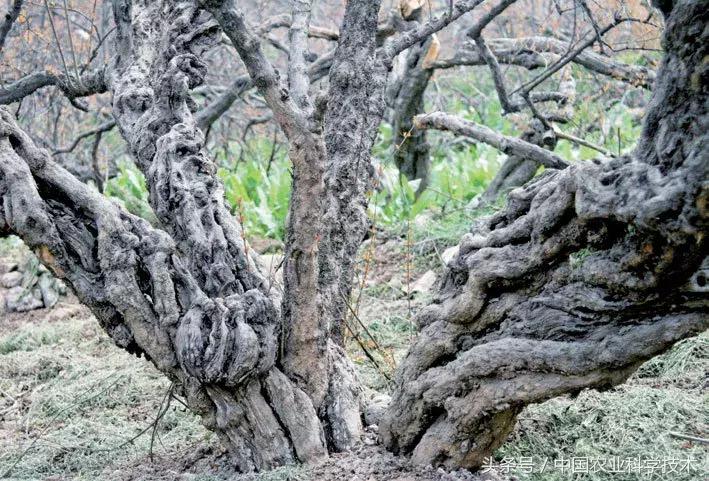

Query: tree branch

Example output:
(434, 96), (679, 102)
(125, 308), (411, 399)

(0, 0), (23, 53)
(512, 17), (632, 96)
(0, 69), (107, 104)
(200, 0), (310, 139)
(430, 36), (655, 89)
(52, 119), (116, 155)
(465, 0), (518, 39)
(382, 0), (485, 60)
(414, 112), (569, 169)
(474, 36), (514, 113)
(288, 0), (314, 111)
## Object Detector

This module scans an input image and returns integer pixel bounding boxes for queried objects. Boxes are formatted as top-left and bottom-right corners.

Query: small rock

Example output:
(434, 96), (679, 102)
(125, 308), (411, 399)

(38, 274), (59, 308)
(44, 304), (83, 323)
(0, 261), (18, 275)
(1, 271), (23, 288)
(6, 286), (44, 312)
(363, 390), (391, 426)
(388, 276), (403, 291)
(414, 212), (432, 230)
(441, 245), (459, 264)
(408, 270), (437, 295)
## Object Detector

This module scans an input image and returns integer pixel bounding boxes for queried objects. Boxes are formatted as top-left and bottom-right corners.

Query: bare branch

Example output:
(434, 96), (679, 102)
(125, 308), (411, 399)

(414, 111), (569, 169)
(195, 49), (335, 132)
(62, 0), (83, 86)
(43, 0), (73, 87)
(382, 0), (485, 60)
(0, 69), (107, 104)
(288, 0), (314, 111)
(466, 0), (518, 39)
(200, 0), (309, 139)
(195, 75), (251, 131)
(513, 16), (633, 96)
(52, 119), (116, 155)
(0, 0), (23, 53)
(576, 0), (606, 54)
(553, 127), (614, 156)
(474, 36), (514, 113)
(430, 36), (655, 89)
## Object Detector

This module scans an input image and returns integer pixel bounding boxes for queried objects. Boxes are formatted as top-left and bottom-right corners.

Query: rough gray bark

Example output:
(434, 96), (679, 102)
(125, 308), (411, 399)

(381, 0), (708, 469)
(1, 0), (705, 475)
(1, 0), (330, 471)
(316, 0), (490, 355)
(317, 0), (386, 345)
(114, 0), (339, 466)
(201, 0), (365, 451)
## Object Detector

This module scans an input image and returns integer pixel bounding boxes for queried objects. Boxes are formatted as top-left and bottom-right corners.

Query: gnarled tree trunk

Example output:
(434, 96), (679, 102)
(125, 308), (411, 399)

(1, 0), (706, 475)
(381, 0), (708, 469)
(2, 0), (328, 472)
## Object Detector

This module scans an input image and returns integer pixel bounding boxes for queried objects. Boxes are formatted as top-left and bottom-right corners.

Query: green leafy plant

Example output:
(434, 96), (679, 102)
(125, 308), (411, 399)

(104, 162), (158, 225)
(218, 152), (291, 241)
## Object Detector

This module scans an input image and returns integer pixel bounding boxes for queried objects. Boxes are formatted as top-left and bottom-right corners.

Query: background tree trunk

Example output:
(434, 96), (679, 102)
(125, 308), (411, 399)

(389, 3), (436, 196)
(478, 118), (555, 205)
(381, 0), (708, 469)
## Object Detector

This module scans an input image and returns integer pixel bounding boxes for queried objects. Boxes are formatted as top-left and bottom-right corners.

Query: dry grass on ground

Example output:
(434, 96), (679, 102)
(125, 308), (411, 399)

(0, 235), (707, 481)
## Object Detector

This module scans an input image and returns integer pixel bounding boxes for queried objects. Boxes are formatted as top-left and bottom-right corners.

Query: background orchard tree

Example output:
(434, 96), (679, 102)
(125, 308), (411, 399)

(0, 0), (706, 475)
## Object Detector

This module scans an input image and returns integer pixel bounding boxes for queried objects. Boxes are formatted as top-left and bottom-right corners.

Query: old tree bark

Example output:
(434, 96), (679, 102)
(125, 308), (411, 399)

(0, 0), (706, 474)
(381, 0), (708, 468)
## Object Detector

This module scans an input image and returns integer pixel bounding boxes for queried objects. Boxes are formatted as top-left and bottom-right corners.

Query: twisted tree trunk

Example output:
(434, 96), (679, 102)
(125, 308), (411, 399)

(1, 0), (329, 471)
(381, 0), (708, 468)
(0, 0), (391, 469)
(1, 0), (706, 475)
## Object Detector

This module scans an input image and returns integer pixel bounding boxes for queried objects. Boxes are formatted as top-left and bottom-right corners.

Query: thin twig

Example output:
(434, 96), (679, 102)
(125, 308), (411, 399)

(52, 119), (116, 155)
(340, 290), (397, 370)
(553, 127), (615, 157)
(668, 432), (709, 444)
(340, 313), (392, 383)
(512, 17), (630, 97)
(149, 384), (175, 461)
(62, 0), (83, 87)
(44, 0), (73, 89)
